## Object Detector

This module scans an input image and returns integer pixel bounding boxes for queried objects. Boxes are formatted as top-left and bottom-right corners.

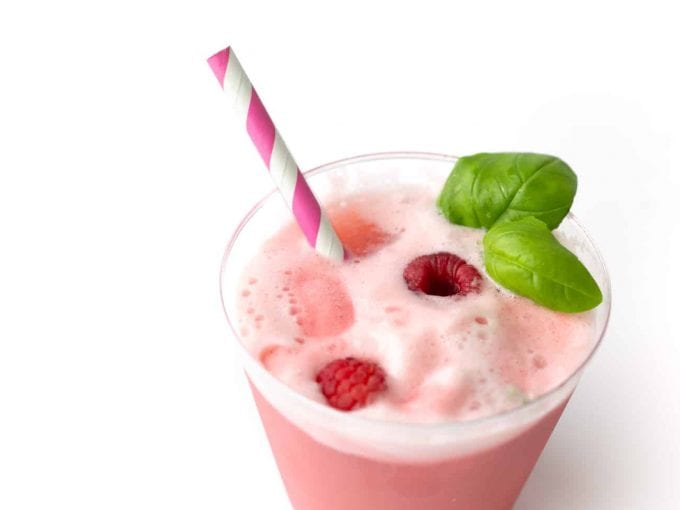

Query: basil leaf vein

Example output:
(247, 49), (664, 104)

(438, 152), (577, 230)
(483, 216), (603, 312)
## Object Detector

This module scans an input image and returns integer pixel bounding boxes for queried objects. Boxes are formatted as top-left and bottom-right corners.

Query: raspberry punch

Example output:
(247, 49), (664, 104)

(219, 153), (611, 510)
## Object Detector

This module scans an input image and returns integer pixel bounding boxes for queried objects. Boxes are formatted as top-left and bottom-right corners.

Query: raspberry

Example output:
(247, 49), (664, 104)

(315, 357), (387, 411)
(403, 252), (482, 296)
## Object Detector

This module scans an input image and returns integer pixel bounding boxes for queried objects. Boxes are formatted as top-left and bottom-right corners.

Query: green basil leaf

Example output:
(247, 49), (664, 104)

(437, 152), (577, 230)
(483, 217), (602, 312)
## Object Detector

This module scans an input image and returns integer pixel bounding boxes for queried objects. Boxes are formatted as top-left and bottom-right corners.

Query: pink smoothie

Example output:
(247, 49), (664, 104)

(231, 179), (599, 509)
(237, 188), (594, 423)
(251, 383), (568, 510)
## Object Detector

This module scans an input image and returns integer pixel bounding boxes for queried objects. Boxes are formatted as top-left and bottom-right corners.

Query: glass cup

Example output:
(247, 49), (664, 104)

(220, 152), (611, 510)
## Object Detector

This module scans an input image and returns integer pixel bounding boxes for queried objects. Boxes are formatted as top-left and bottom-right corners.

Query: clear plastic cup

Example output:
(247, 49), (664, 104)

(220, 152), (611, 510)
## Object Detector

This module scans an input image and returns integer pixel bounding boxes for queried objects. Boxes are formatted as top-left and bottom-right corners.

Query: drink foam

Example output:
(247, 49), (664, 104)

(236, 186), (595, 424)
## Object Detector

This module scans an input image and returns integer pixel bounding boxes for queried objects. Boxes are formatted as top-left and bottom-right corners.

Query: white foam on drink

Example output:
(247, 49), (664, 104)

(236, 186), (595, 424)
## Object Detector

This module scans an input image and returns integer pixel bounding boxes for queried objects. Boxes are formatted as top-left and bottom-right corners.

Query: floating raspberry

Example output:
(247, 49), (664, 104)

(403, 252), (482, 296)
(315, 357), (387, 411)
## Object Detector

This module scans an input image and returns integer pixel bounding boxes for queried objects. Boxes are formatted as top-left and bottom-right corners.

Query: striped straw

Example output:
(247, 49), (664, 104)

(207, 47), (346, 262)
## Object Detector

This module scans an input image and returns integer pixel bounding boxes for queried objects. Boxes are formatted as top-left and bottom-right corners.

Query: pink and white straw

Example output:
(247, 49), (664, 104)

(207, 47), (346, 262)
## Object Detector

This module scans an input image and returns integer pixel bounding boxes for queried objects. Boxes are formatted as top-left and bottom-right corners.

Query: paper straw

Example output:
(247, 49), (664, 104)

(207, 47), (346, 262)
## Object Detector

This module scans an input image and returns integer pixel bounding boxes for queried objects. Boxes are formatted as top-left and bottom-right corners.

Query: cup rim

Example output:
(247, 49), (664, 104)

(219, 151), (612, 432)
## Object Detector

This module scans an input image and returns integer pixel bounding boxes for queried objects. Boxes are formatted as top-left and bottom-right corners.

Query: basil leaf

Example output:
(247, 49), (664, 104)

(483, 217), (602, 312)
(437, 152), (577, 230)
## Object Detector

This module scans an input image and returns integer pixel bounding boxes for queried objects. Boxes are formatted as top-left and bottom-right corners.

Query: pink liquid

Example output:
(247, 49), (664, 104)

(252, 384), (568, 510)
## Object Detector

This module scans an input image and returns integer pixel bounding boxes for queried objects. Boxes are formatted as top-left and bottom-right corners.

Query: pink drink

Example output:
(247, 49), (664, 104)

(220, 153), (611, 510)
(251, 385), (567, 509)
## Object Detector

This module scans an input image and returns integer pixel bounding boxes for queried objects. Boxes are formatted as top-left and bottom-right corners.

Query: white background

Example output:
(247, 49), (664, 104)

(1, 1), (679, 508)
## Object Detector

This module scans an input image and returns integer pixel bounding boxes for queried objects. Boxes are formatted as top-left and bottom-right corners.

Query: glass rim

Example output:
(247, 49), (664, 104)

(219, 151), (612, 432)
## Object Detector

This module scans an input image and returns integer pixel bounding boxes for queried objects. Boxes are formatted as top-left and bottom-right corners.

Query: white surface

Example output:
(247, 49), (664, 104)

(0, 1), (678, 509)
